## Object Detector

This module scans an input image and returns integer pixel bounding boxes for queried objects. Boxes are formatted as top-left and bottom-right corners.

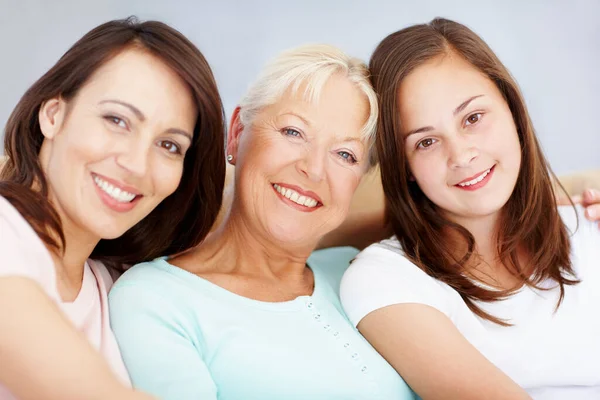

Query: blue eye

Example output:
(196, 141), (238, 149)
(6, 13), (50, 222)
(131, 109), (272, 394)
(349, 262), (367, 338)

(282, 128), (302, 137)
(338, 151), (358, 164)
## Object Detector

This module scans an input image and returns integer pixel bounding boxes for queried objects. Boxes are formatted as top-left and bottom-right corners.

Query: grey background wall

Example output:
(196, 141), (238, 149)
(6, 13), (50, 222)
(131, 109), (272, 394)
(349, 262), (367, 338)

(1, 0), (598, 174)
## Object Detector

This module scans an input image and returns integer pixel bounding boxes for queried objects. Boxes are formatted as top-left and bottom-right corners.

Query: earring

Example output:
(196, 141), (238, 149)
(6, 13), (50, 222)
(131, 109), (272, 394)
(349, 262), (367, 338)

(226, 154), (233, 163)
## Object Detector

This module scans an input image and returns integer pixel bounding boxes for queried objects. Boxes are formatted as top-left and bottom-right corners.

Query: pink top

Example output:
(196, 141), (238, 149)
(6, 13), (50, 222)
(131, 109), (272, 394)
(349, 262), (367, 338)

(0, 196), (130, 399)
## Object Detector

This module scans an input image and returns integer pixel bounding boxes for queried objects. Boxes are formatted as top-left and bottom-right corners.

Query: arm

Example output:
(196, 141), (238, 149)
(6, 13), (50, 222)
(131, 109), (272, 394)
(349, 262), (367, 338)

(0, 277), (152, 400)
(358, 304), (531, 400)
(109, 283), (218, 400)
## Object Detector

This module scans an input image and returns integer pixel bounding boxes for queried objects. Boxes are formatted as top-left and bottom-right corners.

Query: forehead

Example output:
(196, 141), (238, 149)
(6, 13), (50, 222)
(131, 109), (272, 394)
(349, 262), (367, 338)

(75, 48), (194, 113)
(398, 54), (497, 118)
(267, 74), (370, 141)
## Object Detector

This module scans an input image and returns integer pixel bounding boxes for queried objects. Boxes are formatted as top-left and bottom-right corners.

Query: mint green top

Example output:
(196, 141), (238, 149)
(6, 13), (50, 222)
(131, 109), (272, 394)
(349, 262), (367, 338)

(109, 247), (416, 400)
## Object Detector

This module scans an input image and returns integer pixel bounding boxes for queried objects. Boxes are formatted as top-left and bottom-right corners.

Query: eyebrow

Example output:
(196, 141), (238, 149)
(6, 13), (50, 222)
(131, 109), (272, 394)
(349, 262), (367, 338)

(166, 128), (193, 143)
(100, 99), (193, 142)
(99, 99), (145, 121)
(404, 94), (484, 138)
(280, 112), (311, 126)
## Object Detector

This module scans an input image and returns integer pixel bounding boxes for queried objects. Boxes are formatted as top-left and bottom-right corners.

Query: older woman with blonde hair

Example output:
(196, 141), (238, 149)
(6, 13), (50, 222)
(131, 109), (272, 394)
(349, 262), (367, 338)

(108, 44), (417, 399)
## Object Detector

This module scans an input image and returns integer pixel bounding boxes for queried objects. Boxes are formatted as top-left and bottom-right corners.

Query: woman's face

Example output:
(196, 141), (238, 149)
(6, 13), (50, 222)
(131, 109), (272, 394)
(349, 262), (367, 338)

(38, 48), (197, 241)
(229, 73), (370, 246)
(398, 53), (522, 225)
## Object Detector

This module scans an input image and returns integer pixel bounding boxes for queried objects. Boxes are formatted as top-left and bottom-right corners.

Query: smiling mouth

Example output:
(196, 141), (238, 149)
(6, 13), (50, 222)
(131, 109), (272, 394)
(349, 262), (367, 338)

(456, 166), (494, 187)
(272, 184), (320, 208)
(92, 174), (141, 203)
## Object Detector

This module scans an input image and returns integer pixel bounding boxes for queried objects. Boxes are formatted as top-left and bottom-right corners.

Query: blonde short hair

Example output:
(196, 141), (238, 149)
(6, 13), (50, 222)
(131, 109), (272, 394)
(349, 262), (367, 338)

(238, 44), (378, 149)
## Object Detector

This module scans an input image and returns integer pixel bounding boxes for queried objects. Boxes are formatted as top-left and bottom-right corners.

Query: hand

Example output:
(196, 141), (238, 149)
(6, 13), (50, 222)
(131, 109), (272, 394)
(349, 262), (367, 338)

(561, 188), (600, 229)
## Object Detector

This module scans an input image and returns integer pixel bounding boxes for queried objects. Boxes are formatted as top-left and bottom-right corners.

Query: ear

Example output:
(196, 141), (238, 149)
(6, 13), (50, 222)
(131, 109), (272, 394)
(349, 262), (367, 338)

(38, 97), (66, 140)
(226, 106), (245, 165)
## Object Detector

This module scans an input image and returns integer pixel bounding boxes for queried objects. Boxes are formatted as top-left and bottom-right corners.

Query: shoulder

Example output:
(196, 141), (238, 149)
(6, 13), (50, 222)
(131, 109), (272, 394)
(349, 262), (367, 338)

(0, 195), (38, 243)
(308, 246), (359, 292)
(559, 204), (597, 240)
(109, 258), (200, 335)
(0, 195), (55, 287)
(110, 258), (184, 298)
(340, 236), (455, 326)
(558, 205), (600, 279)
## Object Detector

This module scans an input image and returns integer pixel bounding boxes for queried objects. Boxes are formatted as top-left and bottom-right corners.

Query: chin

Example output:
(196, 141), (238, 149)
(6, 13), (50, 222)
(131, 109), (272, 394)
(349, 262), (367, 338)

(90, 221), (133, 240)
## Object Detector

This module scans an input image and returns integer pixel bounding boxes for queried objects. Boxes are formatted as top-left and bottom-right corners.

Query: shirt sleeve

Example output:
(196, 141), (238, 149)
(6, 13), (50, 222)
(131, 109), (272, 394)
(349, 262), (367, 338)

(0, 198), (56, 293)
(109, 282), (218, 400)
(340, 239), (453, 327)
(559, 205), (600, 281)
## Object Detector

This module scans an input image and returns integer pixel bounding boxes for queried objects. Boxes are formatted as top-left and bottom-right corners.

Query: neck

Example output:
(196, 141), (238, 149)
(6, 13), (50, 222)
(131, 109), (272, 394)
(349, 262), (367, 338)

(49, 198), (100, 291)
(189, 205), (317, 281)
(446, 211), (511, 287)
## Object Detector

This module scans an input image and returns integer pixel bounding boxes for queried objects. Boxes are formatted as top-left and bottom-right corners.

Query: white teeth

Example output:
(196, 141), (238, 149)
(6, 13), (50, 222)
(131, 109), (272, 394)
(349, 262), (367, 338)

(93, 175), (137, 203)
(273, 184), (319, 208)
(458, 168), (491, 187)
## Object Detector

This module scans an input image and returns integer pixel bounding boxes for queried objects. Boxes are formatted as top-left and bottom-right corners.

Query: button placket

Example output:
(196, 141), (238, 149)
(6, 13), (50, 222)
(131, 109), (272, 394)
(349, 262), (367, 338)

(305, 299), (379, 392)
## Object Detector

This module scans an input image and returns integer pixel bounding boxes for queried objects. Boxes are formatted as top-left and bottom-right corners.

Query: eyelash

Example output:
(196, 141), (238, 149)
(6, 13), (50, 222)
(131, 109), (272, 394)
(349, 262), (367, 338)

(416, 138), (437, 150)
(464, 112), (483, 127)
(104, 115), (128, 129)
(337, 150), (358, 164)
(281, 127), (358, 164)
(157, 140), (182, 155)
(415, 112), (484, 150)
(281, 127), (303, 138)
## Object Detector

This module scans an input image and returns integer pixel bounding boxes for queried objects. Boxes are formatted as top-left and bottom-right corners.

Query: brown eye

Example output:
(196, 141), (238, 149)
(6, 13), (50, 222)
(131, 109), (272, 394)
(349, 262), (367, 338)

(417, 138), (437, 149)
(158, 140), (182, 155)
(465, 113), (482, 126)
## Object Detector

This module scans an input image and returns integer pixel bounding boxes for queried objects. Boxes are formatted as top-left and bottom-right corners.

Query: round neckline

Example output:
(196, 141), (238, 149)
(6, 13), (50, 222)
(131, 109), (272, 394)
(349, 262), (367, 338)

(61, 261), (97, 312)
(152, 257), (324, 311)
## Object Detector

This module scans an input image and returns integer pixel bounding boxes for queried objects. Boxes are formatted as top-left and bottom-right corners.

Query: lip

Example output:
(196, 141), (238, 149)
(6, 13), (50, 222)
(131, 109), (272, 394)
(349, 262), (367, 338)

(271, 183), (323, 213)
(272, 182), (323, 204)
(91, 173), (143, 213)
(92, 172), (142, 195)
(454, 165), (495, 191)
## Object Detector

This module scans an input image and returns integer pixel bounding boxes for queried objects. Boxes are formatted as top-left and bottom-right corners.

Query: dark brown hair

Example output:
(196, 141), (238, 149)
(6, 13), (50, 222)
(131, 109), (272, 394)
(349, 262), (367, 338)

(1, 17), (226, 266)
(370, 17), (577, 325)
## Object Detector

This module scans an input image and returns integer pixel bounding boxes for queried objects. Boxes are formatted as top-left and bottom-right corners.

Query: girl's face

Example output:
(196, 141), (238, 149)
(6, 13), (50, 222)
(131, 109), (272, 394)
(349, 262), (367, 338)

(38, 48), (197, 241)
(398, 53), (522, 225)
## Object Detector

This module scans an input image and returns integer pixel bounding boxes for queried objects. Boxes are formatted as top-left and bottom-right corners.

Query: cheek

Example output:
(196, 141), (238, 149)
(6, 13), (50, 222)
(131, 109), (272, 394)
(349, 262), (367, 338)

(409, 156), (439, 185)
(330, 170), (361, 209)
(151, 160), (184, 198)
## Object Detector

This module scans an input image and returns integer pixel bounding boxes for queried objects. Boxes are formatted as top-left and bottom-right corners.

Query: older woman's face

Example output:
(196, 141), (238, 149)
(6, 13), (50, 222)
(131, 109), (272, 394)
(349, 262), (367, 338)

(231, 73), (370, 246)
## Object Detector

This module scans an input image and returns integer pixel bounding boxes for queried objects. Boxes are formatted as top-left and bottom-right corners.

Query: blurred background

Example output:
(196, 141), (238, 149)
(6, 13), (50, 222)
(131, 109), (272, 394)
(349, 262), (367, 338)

(1, 0), (598, 174)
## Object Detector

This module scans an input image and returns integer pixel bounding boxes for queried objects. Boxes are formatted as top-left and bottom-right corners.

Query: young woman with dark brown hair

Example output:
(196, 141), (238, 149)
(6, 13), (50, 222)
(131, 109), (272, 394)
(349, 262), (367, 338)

(0, 17), (225, 399)
(341, 18), (600, 399)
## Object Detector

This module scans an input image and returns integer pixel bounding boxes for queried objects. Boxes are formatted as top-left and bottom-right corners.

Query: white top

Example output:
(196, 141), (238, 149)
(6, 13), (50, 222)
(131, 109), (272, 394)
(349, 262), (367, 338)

(340, 205), (600, 400)
(0, 196), (130, 399)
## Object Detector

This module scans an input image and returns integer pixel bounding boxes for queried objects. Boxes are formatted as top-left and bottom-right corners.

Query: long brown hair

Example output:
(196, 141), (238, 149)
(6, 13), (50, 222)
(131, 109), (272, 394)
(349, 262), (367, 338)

(1, 17), (226, 266)
(370, 17), (577, 325)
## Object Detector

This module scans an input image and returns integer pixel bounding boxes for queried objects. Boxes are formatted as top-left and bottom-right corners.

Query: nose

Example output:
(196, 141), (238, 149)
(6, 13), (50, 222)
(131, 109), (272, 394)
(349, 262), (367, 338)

(115, 137), (151, 177)
(296, 147), (326, 183)
(448, 136), (479, 169)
